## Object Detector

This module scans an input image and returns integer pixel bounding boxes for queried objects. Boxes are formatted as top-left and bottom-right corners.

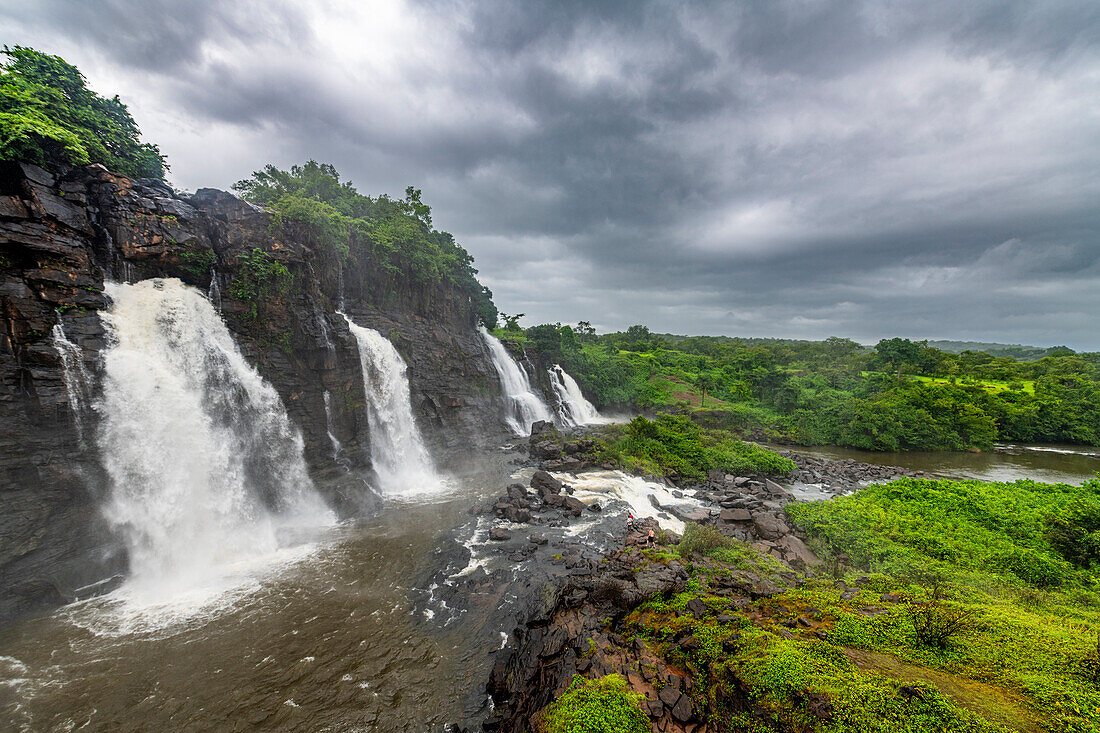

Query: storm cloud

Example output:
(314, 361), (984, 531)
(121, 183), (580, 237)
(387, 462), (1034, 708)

(4, 0), (1099, 348)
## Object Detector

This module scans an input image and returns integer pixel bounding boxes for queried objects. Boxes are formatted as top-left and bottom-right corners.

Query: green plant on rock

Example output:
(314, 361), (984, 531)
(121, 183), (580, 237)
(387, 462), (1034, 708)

(228, 248), (291, 318)
(178, 244), (215, 280)
(538, 674), (649, 733)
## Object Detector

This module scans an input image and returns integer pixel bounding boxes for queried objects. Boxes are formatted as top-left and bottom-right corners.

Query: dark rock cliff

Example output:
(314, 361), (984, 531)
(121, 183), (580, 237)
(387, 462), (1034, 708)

(0, 161), (507, 624)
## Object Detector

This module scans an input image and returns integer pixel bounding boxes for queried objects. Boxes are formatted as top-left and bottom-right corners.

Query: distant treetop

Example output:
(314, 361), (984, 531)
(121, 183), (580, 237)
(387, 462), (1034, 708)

(0, 46), (166, 179)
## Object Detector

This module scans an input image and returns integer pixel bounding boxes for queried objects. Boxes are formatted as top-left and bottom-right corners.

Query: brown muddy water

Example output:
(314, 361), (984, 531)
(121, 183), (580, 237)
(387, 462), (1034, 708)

(0, 450), (523, 733)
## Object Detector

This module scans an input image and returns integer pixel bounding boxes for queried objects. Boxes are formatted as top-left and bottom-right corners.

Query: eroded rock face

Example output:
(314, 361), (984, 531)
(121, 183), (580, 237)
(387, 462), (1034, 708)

(0, 161), (507, 624)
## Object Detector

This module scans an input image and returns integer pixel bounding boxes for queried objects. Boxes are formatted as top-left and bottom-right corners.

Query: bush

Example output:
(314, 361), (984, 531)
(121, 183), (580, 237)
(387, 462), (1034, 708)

(676, 522), (733, 558)
(538, 674), (649, 733)
(1044, 500), (1100, 569)
(907, 600), (976, 649)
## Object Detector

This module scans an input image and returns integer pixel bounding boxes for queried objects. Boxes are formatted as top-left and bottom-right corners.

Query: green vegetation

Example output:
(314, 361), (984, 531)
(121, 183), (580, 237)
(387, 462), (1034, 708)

(604, 477), (1100, 731)
(780, 477), (1100, 731)
(513, 323), (1100, 451)
(594, 414), (796, 481)
(0, 46), (165, 178)
(233, 161), (496, 326)
(538, 674), (650, 733)
(228, 248), (292, 319)
(178, 244), (216, 280)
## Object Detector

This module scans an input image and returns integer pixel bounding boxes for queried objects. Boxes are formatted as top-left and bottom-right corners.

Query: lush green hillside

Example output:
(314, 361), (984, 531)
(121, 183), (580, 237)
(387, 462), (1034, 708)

(509, 324), (1100, 451)
(622, 477), (1100, 732)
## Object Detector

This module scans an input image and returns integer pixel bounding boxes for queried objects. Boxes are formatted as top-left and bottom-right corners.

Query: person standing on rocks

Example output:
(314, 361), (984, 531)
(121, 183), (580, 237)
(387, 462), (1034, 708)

(647, 529), (656, 548)
(626, 514), (635, 533)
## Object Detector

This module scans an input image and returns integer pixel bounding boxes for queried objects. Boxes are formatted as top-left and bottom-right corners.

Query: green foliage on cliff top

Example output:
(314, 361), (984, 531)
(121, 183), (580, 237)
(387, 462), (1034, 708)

(539, 674), (649, 733)
(233, 161), (497, 327)
(595, 414), (796, 481)
(0, 46), (166, 178)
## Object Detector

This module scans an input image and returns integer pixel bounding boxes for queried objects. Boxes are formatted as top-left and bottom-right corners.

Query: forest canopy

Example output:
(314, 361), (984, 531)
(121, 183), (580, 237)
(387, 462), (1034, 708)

(0, 46), (166, 179)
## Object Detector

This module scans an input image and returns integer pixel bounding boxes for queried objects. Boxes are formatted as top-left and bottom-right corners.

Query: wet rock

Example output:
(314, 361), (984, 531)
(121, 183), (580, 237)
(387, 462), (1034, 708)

(489, 528), (512, 541)
(685, 598), (707, 619)
(719, 508), (751, 522)
(531, 470), (563, 499)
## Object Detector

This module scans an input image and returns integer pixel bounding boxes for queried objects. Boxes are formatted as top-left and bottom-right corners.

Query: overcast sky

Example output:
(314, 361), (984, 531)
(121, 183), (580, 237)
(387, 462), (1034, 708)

(4, 1), (1099, 349)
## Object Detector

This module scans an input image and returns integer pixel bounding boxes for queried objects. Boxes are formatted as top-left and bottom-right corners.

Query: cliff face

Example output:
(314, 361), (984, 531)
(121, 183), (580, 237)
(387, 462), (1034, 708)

(0, 161), (506, 624)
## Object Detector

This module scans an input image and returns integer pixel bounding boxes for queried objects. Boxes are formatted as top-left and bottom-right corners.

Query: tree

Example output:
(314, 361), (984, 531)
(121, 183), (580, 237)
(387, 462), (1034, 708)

(500, 312), (525, 331)
(875, 338), (924, 378)
(695, 372), (718, 407)
(0, 46), (166, 178)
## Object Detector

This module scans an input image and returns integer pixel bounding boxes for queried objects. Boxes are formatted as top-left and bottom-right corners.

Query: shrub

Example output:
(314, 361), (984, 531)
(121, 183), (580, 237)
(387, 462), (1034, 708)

(907, 600), (976, 649)
(676, 522), (733, 558)
(538, 674), (649, 733)
(1044, 500), (1100, 569)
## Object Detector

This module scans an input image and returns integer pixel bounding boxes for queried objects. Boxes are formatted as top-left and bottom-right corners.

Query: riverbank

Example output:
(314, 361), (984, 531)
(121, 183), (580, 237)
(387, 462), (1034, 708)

(472, 428), (1100, 732)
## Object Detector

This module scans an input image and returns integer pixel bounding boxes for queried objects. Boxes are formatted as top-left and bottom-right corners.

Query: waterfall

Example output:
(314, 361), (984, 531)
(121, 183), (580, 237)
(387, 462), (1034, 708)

(549, 364), (605, 427)
(323, 390), (346, 465)
(52, 321), (92, 443)
(479, 327), (554, 435)
(342, 314), (444, 497)
(97, 278), (334, 594)
(207, 267), (221, 310)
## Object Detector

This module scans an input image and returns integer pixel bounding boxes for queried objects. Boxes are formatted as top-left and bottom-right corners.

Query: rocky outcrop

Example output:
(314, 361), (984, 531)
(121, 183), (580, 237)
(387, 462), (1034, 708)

(482, 525), (799, 732)
(0, 161), (508, 624)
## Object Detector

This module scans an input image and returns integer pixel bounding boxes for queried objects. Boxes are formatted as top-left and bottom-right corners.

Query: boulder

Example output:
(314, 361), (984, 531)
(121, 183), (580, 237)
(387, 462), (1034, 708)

(489, 528), (512, 541)
(752, 511), (790, 540)
(719, 508), (751, 523)
(765, 478), (787, 495)
(531, 470), (563, 499)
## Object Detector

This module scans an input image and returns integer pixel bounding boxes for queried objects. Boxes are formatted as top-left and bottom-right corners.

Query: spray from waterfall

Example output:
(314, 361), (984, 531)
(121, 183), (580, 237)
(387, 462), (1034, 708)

(479, 327), (554, 435)
(342, 314), (445, 497)
(97, 278), (334, 597)
(52, 321), (92, 444)
(549, 364), (606, 427)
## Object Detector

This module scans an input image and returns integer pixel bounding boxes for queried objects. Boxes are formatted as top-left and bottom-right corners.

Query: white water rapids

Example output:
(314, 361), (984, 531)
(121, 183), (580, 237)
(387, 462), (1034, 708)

(342, 314), (447, 498)
(479, 327), (554, 435)
(97, 279), (335, 603)
(549, 364), (607, 427)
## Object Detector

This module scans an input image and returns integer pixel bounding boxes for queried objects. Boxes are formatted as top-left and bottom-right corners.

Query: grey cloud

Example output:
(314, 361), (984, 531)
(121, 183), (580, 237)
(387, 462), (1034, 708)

(3, 0), (1099, 348)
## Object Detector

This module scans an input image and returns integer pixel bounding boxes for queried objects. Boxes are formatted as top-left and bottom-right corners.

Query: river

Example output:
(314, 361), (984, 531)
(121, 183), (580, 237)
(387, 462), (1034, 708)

(786, 442), (1100, 485)
(0, 442), (1096, 731)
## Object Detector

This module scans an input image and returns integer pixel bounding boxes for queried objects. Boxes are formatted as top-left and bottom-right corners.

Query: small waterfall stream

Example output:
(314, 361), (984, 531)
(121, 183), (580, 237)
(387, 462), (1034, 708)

(51, 321), (92, 444)
(342, 314), (445, 497)
(322, 390), (347, 466)
(479, 327), (554, 435)
(549, 364), (606, 427)
(97, 278), (334, 598)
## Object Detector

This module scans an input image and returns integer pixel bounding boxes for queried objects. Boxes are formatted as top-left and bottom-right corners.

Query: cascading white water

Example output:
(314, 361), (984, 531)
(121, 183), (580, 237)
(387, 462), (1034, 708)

(549, 364), (606, 427)
(97, 278), (334, 597)
(342, 314), (445, 497)
(52, 321), (92, 443)
(478, 327), (554, 435)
